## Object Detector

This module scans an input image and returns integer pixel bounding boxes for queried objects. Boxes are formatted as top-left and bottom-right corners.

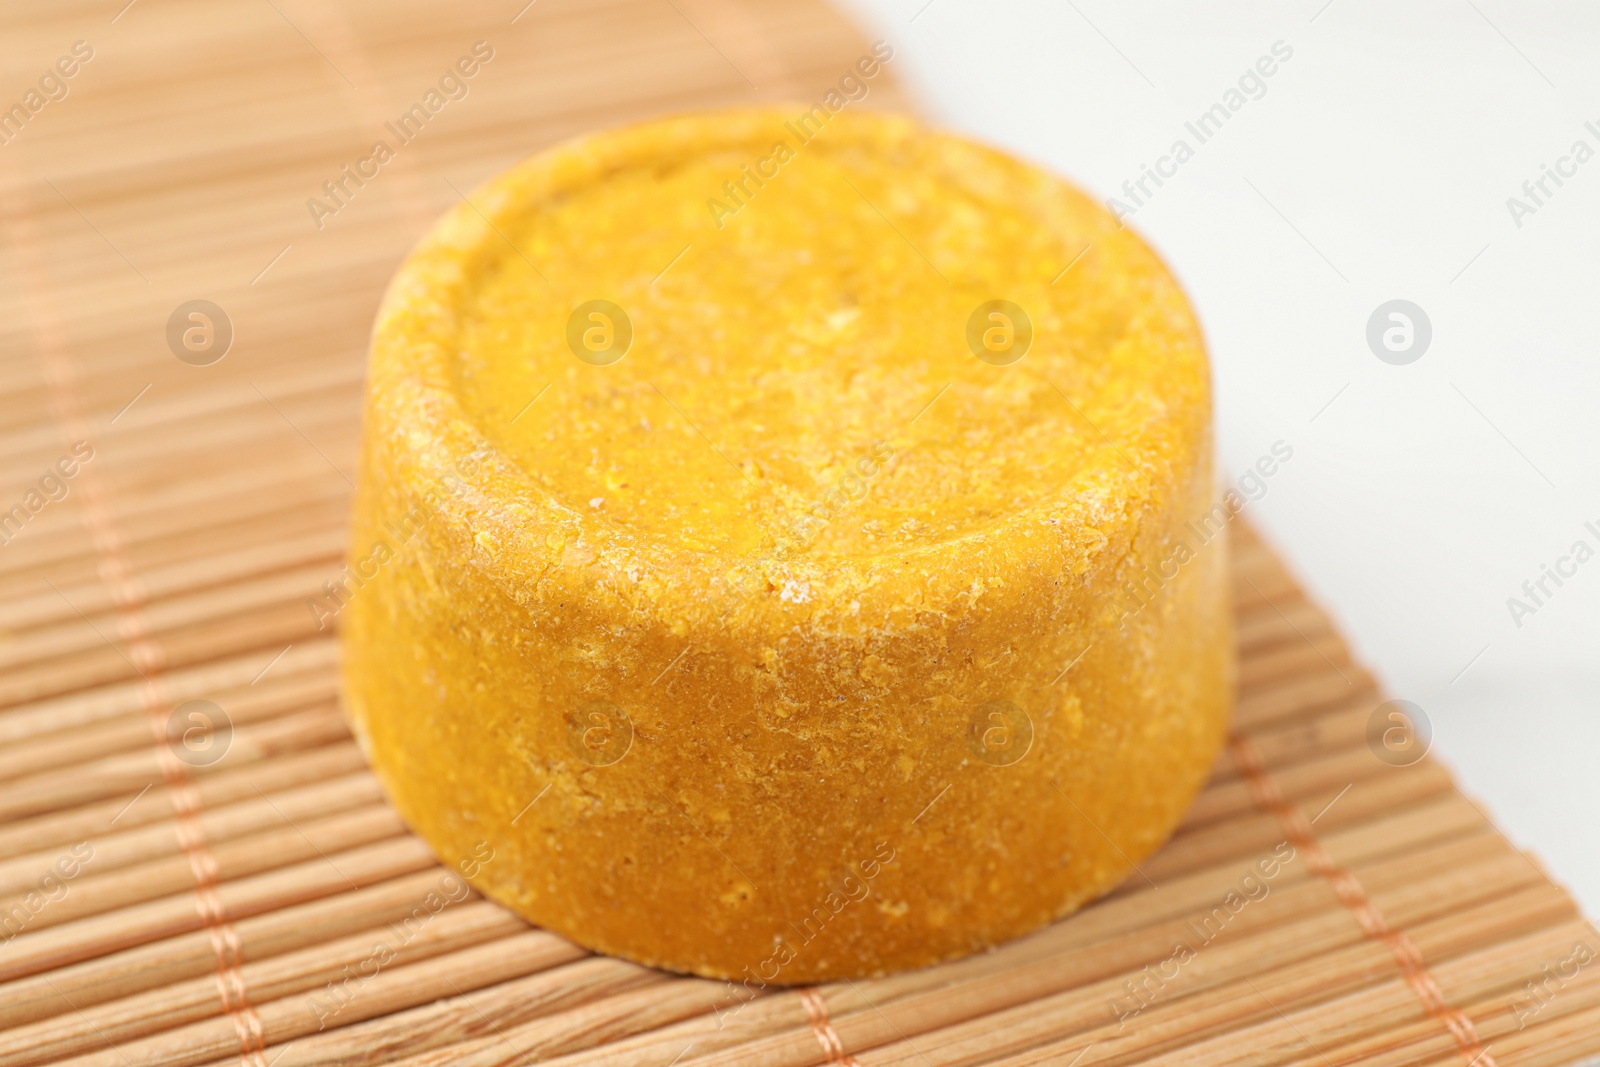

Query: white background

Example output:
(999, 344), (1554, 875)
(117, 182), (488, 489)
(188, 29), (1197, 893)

(844, 0), (1600, 915)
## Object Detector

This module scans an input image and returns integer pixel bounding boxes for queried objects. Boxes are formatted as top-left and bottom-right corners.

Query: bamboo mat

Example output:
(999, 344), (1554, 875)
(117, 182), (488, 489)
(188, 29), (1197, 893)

(2, 1), (1598, 1065)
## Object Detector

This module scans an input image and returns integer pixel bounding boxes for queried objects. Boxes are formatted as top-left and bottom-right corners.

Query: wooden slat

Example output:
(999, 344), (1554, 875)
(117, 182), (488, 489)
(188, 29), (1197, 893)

(0, 1), (1593, 1066)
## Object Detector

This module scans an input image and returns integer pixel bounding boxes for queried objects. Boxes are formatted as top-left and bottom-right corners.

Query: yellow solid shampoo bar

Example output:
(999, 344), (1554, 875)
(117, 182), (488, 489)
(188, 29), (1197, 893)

(343, 108), (1232, 983)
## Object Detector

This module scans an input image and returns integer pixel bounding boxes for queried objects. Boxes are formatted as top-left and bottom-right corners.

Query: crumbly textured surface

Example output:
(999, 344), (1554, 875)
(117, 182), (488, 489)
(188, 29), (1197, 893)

(343, 108), (1232, 983)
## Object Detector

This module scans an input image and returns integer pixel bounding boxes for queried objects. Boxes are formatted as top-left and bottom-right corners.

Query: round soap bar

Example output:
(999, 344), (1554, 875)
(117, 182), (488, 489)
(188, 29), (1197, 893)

(343, 108), (1232, 984)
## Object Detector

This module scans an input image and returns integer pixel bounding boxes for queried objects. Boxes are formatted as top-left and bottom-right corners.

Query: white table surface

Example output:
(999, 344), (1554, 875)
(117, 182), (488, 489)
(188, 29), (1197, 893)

(844, 0), (1600, 919)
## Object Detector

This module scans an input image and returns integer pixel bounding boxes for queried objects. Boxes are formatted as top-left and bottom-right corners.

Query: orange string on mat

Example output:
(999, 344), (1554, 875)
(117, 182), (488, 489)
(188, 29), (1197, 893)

(1, 183), (270, 1067)
(799, 987), (862, 1067)
(1229, 733), (1496, 1067)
